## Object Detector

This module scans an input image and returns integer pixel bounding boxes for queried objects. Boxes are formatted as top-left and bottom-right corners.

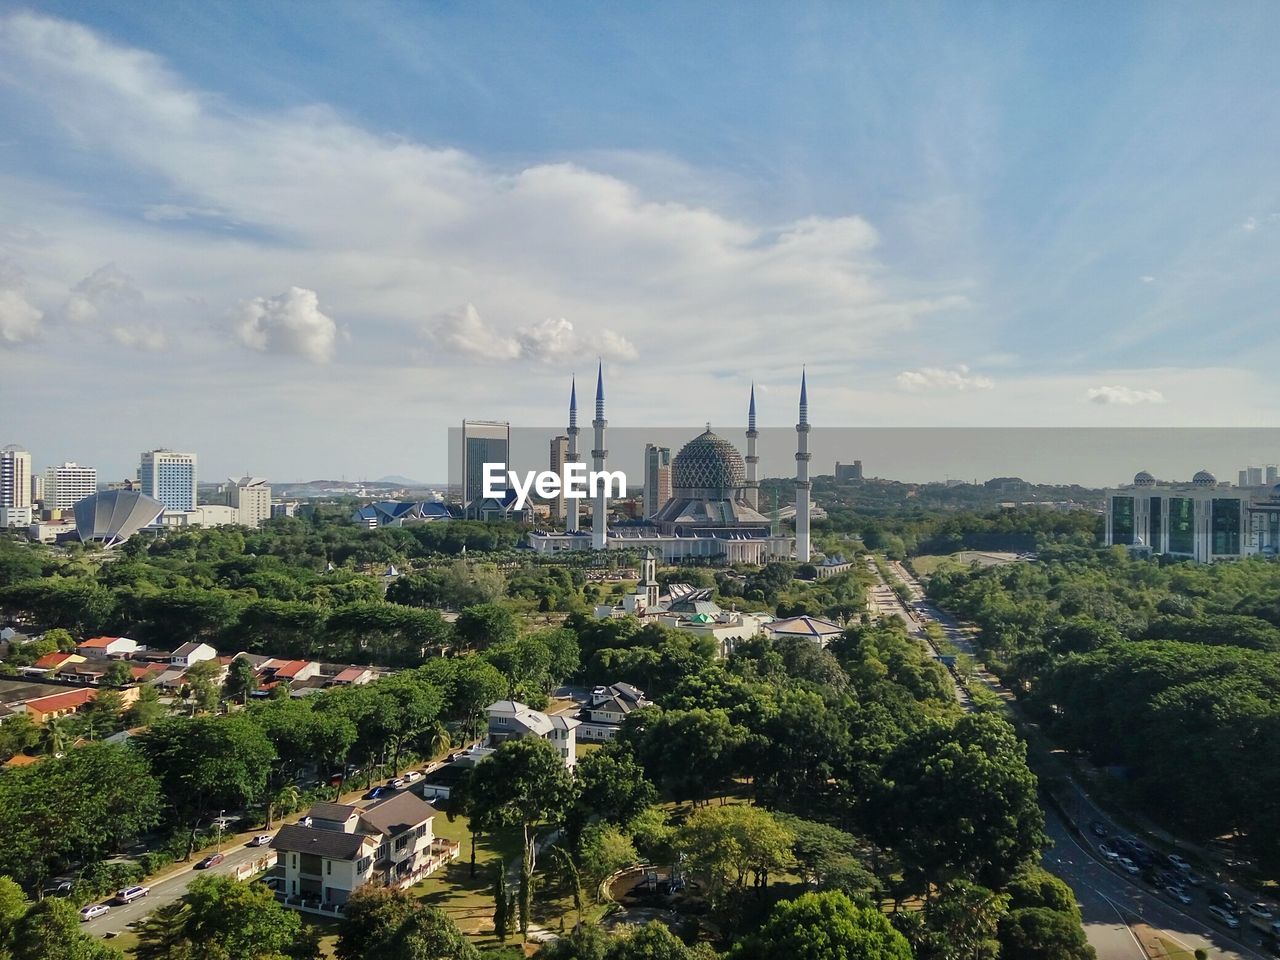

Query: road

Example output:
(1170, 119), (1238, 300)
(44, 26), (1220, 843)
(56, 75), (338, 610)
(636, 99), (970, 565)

(82, 833), (275, 938)
(867, 557), (1269, 960)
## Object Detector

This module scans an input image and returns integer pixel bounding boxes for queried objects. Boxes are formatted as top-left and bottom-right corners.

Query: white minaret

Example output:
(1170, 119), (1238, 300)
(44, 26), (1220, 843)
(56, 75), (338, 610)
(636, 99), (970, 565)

(795, 369), (811, 562)
(566, 376), (581, 534)
(591, 362), (608, 550)
(745, 382), (759, 510)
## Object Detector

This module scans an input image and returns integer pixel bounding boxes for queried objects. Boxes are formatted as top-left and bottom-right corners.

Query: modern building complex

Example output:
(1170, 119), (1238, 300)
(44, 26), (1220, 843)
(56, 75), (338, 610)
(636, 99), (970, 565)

(460, 420), (510, 517)
(529, 367), (810, 563)
(1106, 470), (1280, 562)
(227, 476), (271, 528)
(43, 462), (97, 510)
(642, 443), (672, 519)
(140, 449), (197, 512)
(73, 490), (164, 547)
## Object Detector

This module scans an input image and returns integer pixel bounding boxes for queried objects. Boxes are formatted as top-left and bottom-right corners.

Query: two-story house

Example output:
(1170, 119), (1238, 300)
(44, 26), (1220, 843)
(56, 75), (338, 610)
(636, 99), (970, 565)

(270, 792), (457, 912)
(575, 682), (653, 742)
(486, 700), (579, 767)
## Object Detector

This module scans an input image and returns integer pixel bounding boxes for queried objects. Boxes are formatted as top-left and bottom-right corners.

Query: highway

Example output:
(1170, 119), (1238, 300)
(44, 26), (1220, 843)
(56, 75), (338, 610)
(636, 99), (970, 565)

(867, 556), (1269, 960)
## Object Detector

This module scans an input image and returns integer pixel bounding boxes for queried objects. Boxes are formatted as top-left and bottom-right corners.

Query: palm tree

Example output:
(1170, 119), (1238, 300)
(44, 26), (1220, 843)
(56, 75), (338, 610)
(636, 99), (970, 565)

(424, 720), (452, 760)
(266, 784), (300, 829)
(40, 716), (75, 756)
(134, 900), (192, 960)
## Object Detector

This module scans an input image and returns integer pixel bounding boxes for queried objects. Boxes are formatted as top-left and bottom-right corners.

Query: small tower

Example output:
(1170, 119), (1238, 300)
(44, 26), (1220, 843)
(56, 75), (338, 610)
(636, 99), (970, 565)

(795, 369), (811, 562)
(591, 362), (609, 550)
(642, 548), (659, 609)
(745, 382), (759, 510)
(566, 376), (581, 534)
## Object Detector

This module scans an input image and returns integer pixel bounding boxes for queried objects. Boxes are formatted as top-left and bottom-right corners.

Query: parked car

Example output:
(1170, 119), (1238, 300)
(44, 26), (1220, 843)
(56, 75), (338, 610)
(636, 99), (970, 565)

(1098, 843), (1120, 862)
(1183, 871), (1203, 887)
(195, 853), (225, 869)
(79, 904), (110, 922)
(1249, 902), (1275, 920)
(1089, 821), (1108, 838)
(1211, 887), (1237, 908)
(366, 786), (388, 800)
(1167, 853), (1191, 871)
(1165, 885), (1193, 905)
(402, 770), (424, 784)
(390, 777), (406, 790)
(1208, 905), (1240, 929)
(1118, 857), (1140, 876)
(249, 834), (273, 847)
(113, 885), (150, 904)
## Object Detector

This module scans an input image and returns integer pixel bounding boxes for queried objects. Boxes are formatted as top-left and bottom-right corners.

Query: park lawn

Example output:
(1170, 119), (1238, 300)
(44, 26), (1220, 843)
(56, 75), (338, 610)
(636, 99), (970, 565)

(910, 554), (965, 578)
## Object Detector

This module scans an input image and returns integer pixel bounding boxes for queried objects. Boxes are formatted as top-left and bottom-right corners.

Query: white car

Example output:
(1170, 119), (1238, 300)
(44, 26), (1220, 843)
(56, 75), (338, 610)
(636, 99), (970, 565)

(114, 885), (150, 904)
(1098, 843), (1120, 862)
(1208, 905), (1240, 928)
(250, 834), (273, 847)
(1249, 902), (1275, 920)
(79, 903), (110, 922)
(1167, 853), (1191, 871)
(1117, 857), (1140, 875)
(1165, 885), (1192, 905)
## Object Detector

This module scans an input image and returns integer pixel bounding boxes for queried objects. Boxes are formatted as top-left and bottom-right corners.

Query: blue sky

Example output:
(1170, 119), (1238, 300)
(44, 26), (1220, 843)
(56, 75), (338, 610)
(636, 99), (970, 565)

(1, 2), (1279, 481)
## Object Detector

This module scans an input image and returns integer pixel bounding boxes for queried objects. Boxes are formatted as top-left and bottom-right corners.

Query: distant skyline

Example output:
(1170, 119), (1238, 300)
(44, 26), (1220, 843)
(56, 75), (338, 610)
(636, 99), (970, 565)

(3, 4), (1280, 481)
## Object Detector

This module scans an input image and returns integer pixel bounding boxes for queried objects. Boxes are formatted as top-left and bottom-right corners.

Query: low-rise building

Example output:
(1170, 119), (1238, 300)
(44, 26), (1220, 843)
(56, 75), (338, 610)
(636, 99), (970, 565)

(486, 700), (579, 767)
(576, 683), (652, 742)
(271, 792), (457, 912)
(764, 615), (845, 648)
(170, 642), (217, 667)
(75, 636), (139, 658)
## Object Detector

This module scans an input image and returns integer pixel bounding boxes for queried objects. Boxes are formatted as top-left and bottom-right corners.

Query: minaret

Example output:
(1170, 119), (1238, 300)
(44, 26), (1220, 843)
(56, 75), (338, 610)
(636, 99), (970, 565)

(566, 377), (581, 534)
(795, 369), (811, 562)
(591, 362), (608, 550)
(745, 382), (759, 510)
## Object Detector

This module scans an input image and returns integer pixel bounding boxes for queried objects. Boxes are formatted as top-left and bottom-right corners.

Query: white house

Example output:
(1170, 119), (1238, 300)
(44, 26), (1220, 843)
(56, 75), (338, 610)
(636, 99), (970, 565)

(270, 793), (458, 911)
(170, 642), (217, 667)
(576, 683), (652, 742)
(486, 700), (579, 767)
(74, 636), (139, 658)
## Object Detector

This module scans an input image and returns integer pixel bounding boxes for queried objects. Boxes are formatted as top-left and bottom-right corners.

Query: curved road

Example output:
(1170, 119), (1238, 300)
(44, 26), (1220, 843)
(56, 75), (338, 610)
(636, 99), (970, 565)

(869, 557), (1268, 960)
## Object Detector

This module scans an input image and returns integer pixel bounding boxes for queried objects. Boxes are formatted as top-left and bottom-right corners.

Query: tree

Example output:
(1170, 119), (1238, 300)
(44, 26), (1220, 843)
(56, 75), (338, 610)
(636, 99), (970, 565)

(732, 891), (912, 960)
(463, 737), (577, 939)
(39, 715), (75, 756)
(609, 922), (716, 960)
(0, 713), (38, 761)
(224, 657), (259, 705)
(184, 659), (224, 714)
(568, 748), (657, 842)
(577, 823), (637, 899)
(454, 602), (519, 651)
(0, 876), (28, 959)
(492, 864), (510, 942)
(10, 898), (121, 960)
(675, 805), (794, 907)
(102, 660), (133, 689)
(133, 901), (193, 960)
(878, 712), (1045, 889)
(998, 907), (1095, 960)
(144, 874), (312, 960)
(76, 689), (125, 740)
(126, 684), (168, 727)
(337, 887), (477, 960)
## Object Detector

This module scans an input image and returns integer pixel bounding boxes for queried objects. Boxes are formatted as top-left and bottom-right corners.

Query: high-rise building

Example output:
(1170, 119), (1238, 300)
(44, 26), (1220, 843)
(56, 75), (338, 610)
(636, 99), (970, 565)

(642, 444), (672, 518)
(228, 476), (271, 528)
(1248, 466), (1264, 486)
(1269, 465), (1279, 485)
(835, 460), (864, 482)
(44, 462), (98, 509)
(549, 436), (569, 519)
(140, 449), (197, 512)
(461, 420), (510, 514)
(1, 446), (32, 509)
(30, 474), (43, 504)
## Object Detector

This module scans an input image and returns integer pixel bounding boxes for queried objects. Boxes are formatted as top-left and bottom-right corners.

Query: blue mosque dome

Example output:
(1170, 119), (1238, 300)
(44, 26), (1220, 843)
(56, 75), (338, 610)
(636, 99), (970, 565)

(1192, 469), (1216, 487)
(1133, 470), (1156, 487)
(671, 429), (747, 492)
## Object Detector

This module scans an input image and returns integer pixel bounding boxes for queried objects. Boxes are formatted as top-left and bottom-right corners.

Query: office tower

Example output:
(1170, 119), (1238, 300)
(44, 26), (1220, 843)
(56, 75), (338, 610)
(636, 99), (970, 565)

(228, 476), (271, 528)
(794, 370), (811, 562)
(140, 449), (198, 511)
(44, 462), (98, 509)
(30, 474), (43, 504)
(461, 420), (511, 514)
(549, 436), (569, 519)
(1239, 470), (1248, 488)
(643, 443), (672, 518)
(1, 446), (32, 508)
(1269, 465), (1279, 485)
(835, 460), (864, 482)
(1248, 466), (1264, 486)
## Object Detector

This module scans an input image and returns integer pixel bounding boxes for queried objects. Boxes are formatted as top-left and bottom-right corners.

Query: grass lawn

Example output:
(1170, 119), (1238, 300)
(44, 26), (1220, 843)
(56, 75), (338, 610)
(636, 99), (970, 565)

(1152, 935), (1198, 959)
(910, 554), (964, 578)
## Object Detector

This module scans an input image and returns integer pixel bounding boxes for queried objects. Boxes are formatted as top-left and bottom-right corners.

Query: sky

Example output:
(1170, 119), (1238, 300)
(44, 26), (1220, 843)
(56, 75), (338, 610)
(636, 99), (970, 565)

(2, 2), (1280, 483)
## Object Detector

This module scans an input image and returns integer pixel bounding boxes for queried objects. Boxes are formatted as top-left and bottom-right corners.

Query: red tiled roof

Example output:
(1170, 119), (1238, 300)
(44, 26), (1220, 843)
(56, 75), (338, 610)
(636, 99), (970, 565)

(33, 652), (73, 670)
(24, 688), (95, 715)
(78, 636), (119, 649)
(269, 659), (311, 679)
(332, 666), (368, 683)
(130, 664), (164, 680)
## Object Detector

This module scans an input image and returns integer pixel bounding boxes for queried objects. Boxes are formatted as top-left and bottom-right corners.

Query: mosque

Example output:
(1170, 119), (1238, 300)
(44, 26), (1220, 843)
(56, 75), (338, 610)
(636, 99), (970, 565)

(528, 365), (813, 564)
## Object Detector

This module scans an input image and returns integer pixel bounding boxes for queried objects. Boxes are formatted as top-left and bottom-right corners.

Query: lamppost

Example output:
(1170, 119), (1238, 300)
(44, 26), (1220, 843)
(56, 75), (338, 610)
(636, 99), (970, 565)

(216, 809), (225, 853)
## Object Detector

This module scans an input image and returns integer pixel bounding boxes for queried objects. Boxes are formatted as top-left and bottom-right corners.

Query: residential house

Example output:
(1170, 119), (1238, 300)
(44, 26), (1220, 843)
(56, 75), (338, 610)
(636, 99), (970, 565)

(486, 700), (579, 767)
(327, 666), (377, 687)
(765, 615), (845, 648)
(261, 659), (321, 684)
(18, 688), (97, 723)
(576, 682), (653, 742)
(30, 652), (84, 674)
(75, 636), (139, 658)
(270, 792), (457, 912)
(170, 642), (217, 667)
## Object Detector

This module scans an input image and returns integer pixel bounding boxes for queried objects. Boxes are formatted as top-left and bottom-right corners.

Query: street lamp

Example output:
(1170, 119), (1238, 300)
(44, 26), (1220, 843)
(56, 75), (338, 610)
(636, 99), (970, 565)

(216, 809), (225, 853)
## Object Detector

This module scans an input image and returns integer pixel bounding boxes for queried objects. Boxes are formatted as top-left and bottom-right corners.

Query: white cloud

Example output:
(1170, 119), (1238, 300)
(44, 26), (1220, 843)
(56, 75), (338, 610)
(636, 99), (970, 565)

(63, 262), (143, 324)
(109, 324), (166, 351)
(0, 260), (43, 345)
(1086, 385), (1165, 405)
(1243, 217), (1259, 232)
(428, 305), (636, 364)
(1139, 275), (1155, 283)
(233, 286), (337, 363)
(896, 364), (994, 392)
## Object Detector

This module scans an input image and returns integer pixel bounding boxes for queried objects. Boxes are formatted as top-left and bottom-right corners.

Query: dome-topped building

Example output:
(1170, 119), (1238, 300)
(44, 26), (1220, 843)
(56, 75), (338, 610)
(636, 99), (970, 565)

(1133, 470), (1156, 487)
(671, 428), (747, 493)
(651, 425), (770, 536)
(1192, 469), (1217, 487)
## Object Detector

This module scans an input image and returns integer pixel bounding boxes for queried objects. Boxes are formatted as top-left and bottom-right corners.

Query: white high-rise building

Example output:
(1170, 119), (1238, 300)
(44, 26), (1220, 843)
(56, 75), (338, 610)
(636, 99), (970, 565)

(1, 446), (32, 509)
(30, 474), (44, 504)
(228, 476), (271, 528)
(44, 462), (98, 510)
(140, 450), (197, 512)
